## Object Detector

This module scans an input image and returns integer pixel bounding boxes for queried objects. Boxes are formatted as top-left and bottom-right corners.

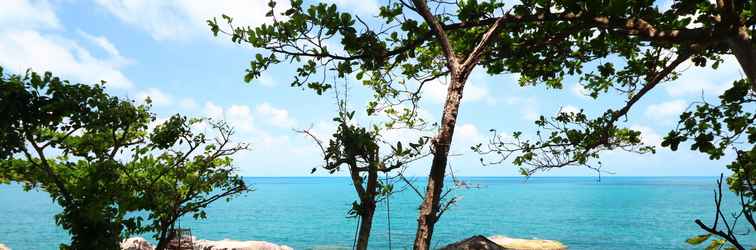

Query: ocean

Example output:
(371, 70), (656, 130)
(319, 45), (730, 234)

(1, 176), (754, 249)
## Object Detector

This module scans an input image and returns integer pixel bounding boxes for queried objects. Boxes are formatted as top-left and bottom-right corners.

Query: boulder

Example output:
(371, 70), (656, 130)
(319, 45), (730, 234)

(0, 243), (10, 250)
(443, 235), (567, 250)
(119, 236), (293, 250)
(121, 237), (154, 250)
(193, 239), (293, 250)
(488, 235), (567, 250)
(440, 235), (504, 250)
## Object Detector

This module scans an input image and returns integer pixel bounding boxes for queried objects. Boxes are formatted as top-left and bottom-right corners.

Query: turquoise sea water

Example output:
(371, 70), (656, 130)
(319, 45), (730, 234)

(1, 176), (754, 249)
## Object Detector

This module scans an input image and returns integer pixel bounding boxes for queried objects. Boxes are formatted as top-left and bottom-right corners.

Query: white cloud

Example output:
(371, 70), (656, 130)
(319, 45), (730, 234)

(203, 102), (297, 131)
(571, 83), (591, 98)
(645, 100), (687, 121)
(456, 123), (482, 145)
(227, 105), (254, 132)
(438, 123), (485, 156)
(195, 101), (326, 176)
(0, 0), (60, 30)
(0, 30), (134, 89)
(202, 103), (254, 132)
(302, 120), (337, 143)
(0, 1), (134, 90)
(256, 102), (296, 128)
(203, 101), (224, 120)
(425, 79), (449, 103)
(95, 0), (291, 41)
(78, 31), (123, 59)
(136, 88), (172, 106)
(665, 55), (743, 97)
(257, 74), (276, 87)
(558, 105), (580, 114)
(465, 83), (494, 104)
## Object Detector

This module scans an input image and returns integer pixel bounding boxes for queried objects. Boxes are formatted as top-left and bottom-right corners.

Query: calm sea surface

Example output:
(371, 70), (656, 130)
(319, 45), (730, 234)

(1, 177), (754, 249)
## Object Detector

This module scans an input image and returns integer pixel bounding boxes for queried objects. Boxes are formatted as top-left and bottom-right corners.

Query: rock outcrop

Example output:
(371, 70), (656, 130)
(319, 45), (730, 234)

(121, 237), (154, 250)
(193, 239), (293, 250)
(488, 235), (567, 250)
(440, 235), (504, 250)
(119, 237), (293, 250)
(442, 235), (567, 250)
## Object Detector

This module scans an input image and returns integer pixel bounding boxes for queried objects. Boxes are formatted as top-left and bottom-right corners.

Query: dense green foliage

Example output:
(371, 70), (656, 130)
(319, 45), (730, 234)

(0, 68), (249, 250)
(0, 67), (151, 249)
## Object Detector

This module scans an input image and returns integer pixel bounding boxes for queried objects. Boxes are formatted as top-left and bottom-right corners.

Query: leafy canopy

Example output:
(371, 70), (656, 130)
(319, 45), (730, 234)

(0, 67), (249, 250)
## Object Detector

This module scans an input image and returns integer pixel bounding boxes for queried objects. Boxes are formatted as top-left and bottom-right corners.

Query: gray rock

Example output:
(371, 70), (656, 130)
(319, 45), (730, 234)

(488, 235), (567, 250)
(442, 235), (568, 250)
(192, 239), (293, 250)
(440, 235), (504, 250)
(120, 237), (154, 250)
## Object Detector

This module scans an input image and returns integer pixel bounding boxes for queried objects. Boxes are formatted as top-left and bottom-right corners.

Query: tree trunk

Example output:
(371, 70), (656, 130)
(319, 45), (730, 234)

(350, 162), (379, 250)
(155, 232), (168, 250)
(355, 199), (376, 250)
(154, 220), (172, 250)
(728, 32), (756, 92)
(413, 71), (468, 250)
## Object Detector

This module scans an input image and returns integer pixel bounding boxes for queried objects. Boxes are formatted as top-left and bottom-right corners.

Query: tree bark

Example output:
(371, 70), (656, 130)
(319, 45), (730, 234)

(409, 2), (504, 247)
(413, 70), (467, 250)
(350, 161), (378, 250)
(355, 199), (376, 250)
(154, 221), (171, 250)
(727, 30), (756, 92)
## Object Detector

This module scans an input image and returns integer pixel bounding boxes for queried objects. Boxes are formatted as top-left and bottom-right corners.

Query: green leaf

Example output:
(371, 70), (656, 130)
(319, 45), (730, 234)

(686, 234), (711, 245)
(705, 239), (724, 250)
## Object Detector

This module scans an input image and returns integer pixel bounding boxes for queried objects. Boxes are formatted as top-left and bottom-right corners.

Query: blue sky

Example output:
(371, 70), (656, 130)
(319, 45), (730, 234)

(0, 0), (744, 176)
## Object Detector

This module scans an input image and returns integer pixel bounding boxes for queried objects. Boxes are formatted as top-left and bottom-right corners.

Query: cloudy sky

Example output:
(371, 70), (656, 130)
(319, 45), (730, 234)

(1, 0), (743, 176)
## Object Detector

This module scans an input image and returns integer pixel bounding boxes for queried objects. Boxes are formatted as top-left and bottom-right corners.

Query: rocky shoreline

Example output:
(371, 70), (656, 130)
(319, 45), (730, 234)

(120, 237), (293, 250)
(0, 235), (565, 250)
(120, 234), (567, 250)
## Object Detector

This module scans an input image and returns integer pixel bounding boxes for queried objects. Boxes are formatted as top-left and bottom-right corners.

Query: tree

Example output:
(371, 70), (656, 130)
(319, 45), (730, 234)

(209, 0), (528, 248)
(300, 98), (428, 250)
(128, 116), (250, 250)
(442, 0), (755, 249)
(0, 68), (151, 249)
(0, 67), (249, 250)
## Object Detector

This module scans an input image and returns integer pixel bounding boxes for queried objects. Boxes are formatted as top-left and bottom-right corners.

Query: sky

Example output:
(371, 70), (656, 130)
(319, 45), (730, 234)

(0, 0), (746, 177)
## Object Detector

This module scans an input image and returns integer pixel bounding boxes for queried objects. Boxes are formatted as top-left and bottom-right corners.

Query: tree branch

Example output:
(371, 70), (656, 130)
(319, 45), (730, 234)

(410, 0), (458, 69)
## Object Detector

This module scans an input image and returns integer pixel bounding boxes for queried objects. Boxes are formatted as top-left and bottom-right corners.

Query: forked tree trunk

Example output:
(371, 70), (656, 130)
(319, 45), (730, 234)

(409, 1), (504, 245)
(413, 71), (470, 250)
